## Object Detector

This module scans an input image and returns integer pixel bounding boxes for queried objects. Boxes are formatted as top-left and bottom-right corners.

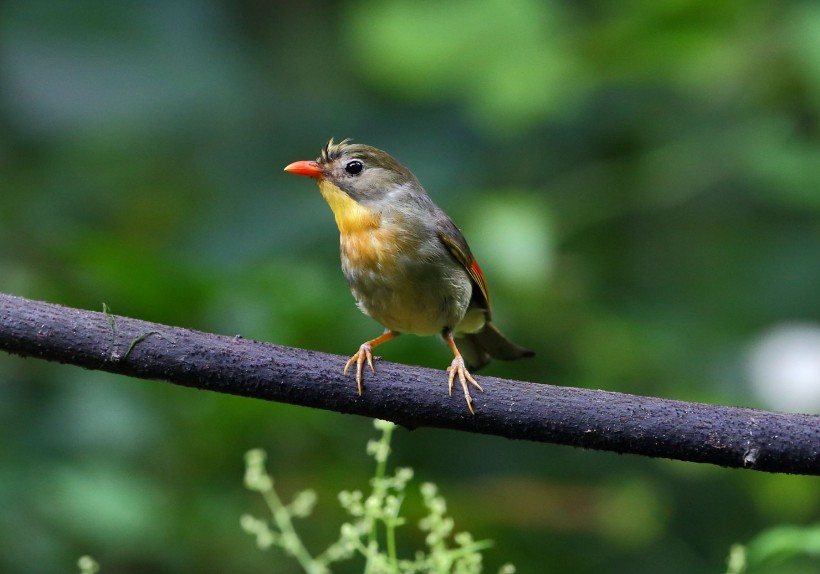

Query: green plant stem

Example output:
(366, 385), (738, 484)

(386, 516), (398, 570)
(262, 489), (321, 574)
(365, 423), (394, 574)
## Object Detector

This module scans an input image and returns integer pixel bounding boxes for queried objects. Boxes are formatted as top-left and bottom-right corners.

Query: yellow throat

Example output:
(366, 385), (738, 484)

(317, 179), (380, 234)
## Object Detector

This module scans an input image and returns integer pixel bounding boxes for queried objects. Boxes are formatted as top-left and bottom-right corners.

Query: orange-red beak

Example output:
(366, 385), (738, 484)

(284, 160), (324, 178)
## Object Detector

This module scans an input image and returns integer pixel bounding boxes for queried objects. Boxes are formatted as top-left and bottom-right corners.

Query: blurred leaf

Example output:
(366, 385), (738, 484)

(739, 523), (820, 572)
(343, 0), (581, 135)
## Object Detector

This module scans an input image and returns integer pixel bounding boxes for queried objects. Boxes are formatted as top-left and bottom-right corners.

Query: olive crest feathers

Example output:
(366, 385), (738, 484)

(319, 137), (352, 163)
(319, 138), (414, 178)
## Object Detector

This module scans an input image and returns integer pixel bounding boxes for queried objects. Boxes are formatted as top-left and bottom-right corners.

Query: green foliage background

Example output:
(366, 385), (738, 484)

(1, 1), (819, 572)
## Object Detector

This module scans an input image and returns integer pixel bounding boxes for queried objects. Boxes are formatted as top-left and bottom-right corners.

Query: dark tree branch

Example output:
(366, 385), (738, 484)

(1, 292), (818, 475)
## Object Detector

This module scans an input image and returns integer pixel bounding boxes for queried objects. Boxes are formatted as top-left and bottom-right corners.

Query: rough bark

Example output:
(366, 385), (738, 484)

(1, 292), (818, 475)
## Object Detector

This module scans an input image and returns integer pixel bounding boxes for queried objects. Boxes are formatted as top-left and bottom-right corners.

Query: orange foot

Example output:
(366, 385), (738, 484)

(343, 343), (375, 395)
(447, 355), (484, 415)
(342, 330), (400, 395)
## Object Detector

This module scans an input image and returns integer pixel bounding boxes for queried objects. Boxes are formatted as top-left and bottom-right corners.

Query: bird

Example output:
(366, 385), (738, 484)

(284, 139), (533, 413)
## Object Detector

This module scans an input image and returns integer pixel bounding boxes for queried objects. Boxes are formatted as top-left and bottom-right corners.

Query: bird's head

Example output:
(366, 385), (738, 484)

(284, 138), (420, 205)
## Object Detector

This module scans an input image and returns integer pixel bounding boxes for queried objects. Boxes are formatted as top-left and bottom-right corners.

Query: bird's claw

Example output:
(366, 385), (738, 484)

(343, 343), (375, 395)
(447, 356), (484, 415)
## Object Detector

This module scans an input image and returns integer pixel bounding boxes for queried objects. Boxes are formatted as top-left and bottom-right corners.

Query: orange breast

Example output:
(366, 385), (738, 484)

(340, 225), (413, 274)
(317, 179), (416, 273)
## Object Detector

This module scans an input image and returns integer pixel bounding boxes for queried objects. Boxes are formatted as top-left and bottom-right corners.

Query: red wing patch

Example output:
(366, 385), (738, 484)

(439, 231), (491, 311)
(469, 258), (490, 308)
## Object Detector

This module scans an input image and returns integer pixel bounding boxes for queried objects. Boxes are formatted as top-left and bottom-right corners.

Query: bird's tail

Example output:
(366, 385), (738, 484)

(456, 322), (534, 370)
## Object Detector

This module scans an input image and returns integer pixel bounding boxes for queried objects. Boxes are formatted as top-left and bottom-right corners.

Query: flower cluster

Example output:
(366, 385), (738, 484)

(241, 419), (514, 574)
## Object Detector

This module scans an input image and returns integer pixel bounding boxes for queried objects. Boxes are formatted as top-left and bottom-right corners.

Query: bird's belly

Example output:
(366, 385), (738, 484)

(339, 231), (471, 335)
(351, 275), (464, 335)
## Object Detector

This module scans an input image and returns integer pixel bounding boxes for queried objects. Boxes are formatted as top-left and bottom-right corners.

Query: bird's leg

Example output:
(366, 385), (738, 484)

(343, 330), (400, 395)
(444, 333), (484, 415)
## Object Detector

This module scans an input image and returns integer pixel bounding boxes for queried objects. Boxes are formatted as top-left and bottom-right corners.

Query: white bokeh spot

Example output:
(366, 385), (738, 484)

(747, 323), (820, 414)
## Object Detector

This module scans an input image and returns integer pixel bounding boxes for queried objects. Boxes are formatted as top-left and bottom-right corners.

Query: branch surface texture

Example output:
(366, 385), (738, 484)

(1, 293), (818, 475)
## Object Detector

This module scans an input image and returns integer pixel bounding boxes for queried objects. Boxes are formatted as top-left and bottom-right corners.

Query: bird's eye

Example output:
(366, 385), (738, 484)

(344, 160), (363, 175)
